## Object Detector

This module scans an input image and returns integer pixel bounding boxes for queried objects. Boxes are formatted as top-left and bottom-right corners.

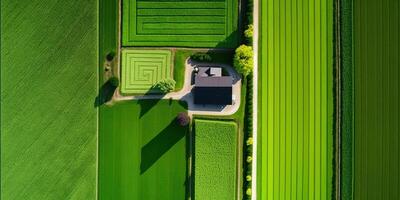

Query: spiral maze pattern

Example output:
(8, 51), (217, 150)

(121, 49), (172, 94)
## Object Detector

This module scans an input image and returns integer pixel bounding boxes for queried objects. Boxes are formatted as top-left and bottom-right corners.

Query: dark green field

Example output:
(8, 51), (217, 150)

(1, 0), (98, 199)
(98, 100), (188, 200)
(353, 0), (400, 199)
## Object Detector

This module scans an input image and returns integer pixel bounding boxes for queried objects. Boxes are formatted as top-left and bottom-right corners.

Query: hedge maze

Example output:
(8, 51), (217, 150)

(122, 0), (238, 47)
(121, 49), (172, 94)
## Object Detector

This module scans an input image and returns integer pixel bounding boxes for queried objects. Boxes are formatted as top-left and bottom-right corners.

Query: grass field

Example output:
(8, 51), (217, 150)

(122, 0), (238, 47)
(194, 119), (238, 200)
(258, 0), (334, 199)
(1, 0), (97, 199)
(121, 49), (172, 94)
(99, 100), (188, 200)
(353, 0), (400, 199)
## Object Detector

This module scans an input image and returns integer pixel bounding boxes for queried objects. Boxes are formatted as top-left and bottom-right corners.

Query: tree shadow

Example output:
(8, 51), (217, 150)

(94, 80), (117, 107)
(136, 90), (165, 118)
(140, 120), (188, 174)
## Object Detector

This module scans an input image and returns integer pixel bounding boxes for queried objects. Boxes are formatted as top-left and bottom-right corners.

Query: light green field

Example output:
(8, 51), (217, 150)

(122, 0), (238, 47)
(258, 0), (334, 199)
(353, 0), (400, 199)
(1, 0), (97, 199)
(121, 49), (172, 94)
(194, 119), (237, 200)
(99, 100), (188, 200)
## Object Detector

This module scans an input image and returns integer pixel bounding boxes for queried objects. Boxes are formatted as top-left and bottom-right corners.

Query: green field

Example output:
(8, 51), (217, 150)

(194, 119), (238, 200)
(1, 0), (97, 199)
(352, 0), (400, 199)
(121, 49), (172, 94)
(258, 0), (334, 199)
(122, 0), (238, 47)
(99, 100), (188, 200)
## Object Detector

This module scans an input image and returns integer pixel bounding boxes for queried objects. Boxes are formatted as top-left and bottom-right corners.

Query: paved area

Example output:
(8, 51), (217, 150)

(114, 59), (242, 116)
(252, 0), (259, 199)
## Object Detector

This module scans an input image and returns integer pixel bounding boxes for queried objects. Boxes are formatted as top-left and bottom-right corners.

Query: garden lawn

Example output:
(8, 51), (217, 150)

(1, 0), (97, 199)
(122, 0), (238, 47)
(121, 49), (172, 94)
(99, 100), (188, 200)
(194, 119), (238, 200)
(258, 0), (335, 199)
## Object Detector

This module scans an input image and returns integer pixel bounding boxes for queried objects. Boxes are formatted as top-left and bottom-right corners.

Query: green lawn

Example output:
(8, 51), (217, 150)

(122, 0), (238, 47)
(194, 119), (238, 200)
(99, 100), (188, 200)
(1, 0), (97, 199)
(352, 0), (400, 199)
(258, 0), (334, 199)
(121, 49), (172, 94)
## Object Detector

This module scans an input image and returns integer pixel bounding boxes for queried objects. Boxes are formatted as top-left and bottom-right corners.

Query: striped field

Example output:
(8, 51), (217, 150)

(258, 0), (334, 199)
(353, 0), (400, 199)
(122, 0), (238, 47)
(121, 49), (172, 94)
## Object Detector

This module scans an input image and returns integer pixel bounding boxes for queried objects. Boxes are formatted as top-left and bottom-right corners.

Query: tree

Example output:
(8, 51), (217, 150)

(176, 112), (190, 126)
(106, 51), (116, 61)
(244, 24), (254, 45)
(190, 52), (212, 62)
(233, 45), (253, 77)
(153, 78), (176, 93)
(108, 76), (119, 87)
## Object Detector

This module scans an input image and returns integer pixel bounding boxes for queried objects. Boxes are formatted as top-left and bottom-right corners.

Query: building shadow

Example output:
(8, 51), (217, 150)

(94, 80), (117, 107)
(140, 120), (188, 174)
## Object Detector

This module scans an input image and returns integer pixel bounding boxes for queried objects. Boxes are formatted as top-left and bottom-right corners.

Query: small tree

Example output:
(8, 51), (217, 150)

(190, 52), (212, 62)
(153, 78), (176, 93)
(176, 112), (190, 126)
(108, 76), (119, 87)
(233, 45), (253, 77)
(244, 24), (254, 45)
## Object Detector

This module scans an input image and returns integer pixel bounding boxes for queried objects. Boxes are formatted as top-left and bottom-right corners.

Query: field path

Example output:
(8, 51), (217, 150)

(114, 59), (242, 116)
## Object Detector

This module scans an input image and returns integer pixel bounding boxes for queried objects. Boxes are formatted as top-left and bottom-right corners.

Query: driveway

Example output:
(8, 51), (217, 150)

(114, 59), (242, 117)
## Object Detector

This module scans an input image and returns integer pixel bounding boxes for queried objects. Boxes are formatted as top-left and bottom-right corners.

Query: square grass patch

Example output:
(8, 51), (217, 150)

(194, 119), (238, 200)
(121, 49), (172, 94)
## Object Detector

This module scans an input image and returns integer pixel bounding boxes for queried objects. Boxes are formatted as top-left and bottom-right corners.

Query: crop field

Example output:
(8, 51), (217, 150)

(353, 0), (400, 199)
(1, 0), (98, 199)
(99, 100), (188, 200)
(122, 0), (238, 47)
(194, 119), (238, 200)
(258, 0), (334, 199)
(121, 49), (172, 94)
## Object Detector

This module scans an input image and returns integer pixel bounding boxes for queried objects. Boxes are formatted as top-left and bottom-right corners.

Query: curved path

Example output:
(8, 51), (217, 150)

(114, 59), (242, 117)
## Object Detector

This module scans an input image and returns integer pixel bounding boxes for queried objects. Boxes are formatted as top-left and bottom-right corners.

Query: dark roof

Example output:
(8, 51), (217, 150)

(194, 76), (232, 87)
(194, 87), (232, 105)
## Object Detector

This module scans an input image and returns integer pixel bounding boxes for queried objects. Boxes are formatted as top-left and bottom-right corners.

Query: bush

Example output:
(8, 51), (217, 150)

(233, 45), (253, 76)
(246, 137), (253, 145)
(246, 175), (252, 181)
(244, 24), (254, 45)
(106, 51), (116, 61)
(190, 52), (212, 62)
(153, 78), (176, 93)
(246, 188), (252, 196)
(108, 76), (119, 87)
(246, 156), (253, 163)
(176, 112), (190, 126)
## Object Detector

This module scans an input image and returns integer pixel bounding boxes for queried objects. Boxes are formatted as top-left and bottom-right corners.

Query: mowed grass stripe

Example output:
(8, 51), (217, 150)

(259, 0), (334, 199)
(137, 2), (225, 8)
(1, 0), (97, 199)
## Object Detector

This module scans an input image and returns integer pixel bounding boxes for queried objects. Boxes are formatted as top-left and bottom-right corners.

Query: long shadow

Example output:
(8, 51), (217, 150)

(140, 120), (187, 174)
(94, 80), (117, 107)
(137, 90), (165, 118)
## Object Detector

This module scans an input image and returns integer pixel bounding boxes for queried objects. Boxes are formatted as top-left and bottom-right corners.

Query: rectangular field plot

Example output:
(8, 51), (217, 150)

(121, 49), (172, 94)
(194, 119), (238, 200)
(122, 0), (238, 47)
(99, 100), (188, 200)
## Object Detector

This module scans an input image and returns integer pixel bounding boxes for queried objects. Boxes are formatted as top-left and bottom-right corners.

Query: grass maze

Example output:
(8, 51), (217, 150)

(123, 0), (238, 47)
(121, 49), (172, 94)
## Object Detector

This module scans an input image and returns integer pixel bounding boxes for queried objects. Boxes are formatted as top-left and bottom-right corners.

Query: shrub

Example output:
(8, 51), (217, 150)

(176, 112), (190, 126)
(153, 78), (176, 93)
(246, 188), (252, 196)
(244, 24), (254, 45)
(108, 76), (119, 87)
(246, 156), (253, 163)
(233, 45), (253, 76)
(246, 175), (252, 181)
(190, 52), (212, 62)
(246, 137), (253, 145)
(106, 51), (116, 61)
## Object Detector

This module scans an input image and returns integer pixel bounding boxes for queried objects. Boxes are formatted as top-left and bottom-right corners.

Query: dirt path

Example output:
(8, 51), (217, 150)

(114, 59), (242, 117)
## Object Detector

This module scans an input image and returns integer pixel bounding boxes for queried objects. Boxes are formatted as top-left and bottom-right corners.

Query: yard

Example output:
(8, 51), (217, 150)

(122, 0), (238, 47)
(99, 100), (188, 200)
(194, 119), (238, 200)
(258, 0), (335, 199)
(1, 0), (98, 199)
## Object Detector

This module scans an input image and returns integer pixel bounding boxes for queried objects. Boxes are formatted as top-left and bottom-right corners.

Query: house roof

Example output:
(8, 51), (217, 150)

(194, 76), (232, 87)
(194, 86), (232, 105)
